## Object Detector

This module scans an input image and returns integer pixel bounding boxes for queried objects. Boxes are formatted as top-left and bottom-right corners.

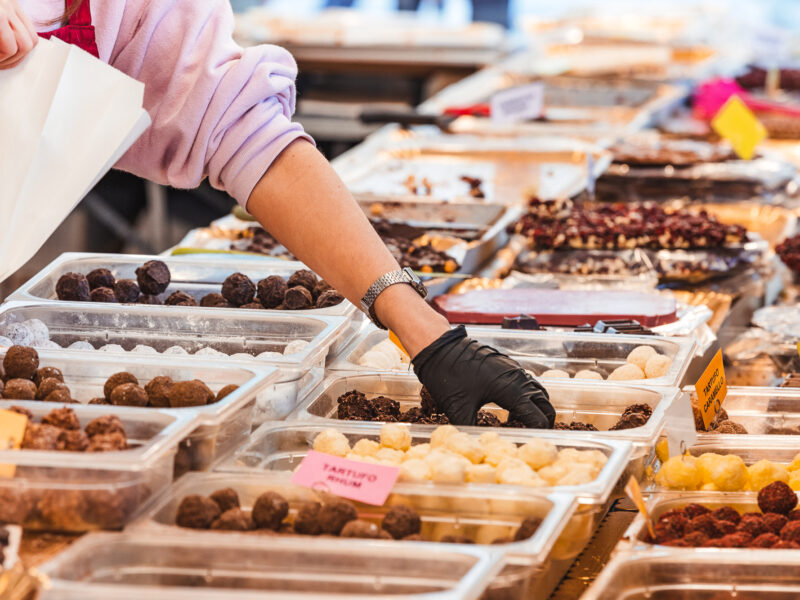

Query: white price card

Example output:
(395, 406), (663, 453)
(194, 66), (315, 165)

(665, 391), (697, 458)
(491, 83), (544, 125)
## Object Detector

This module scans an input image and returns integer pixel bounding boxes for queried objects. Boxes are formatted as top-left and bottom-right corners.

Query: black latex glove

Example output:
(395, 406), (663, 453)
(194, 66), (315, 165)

(412, 326), (555, 428)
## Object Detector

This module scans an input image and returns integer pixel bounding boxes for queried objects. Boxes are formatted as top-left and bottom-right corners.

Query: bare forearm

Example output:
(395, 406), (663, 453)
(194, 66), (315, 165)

(246, 139), (448, 356)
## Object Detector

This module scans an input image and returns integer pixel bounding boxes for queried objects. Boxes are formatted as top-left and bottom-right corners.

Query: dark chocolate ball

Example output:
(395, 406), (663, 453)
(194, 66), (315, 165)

(34, 367), (63, 387)
(293, 502), (321, 535)
(318, 500), (357, 535)
(215, 384), (239, 403)
(135, 260), (171, 295)
(252, 491), (289, 530)
(4, 346), (39, 380)
(313, 280), (333, 300)
(86, 268), (115, 290)
(211, 508), (255, 531)
(240, 302), (264, 310)
(165, 291), (198, 306)
(90, 287), (117, 303)
(176, 495), (221, 529)
(341, 520), (383, 538)
(221, 273), (256, 306)
(4, 379), (36, 400)
(36, 377), (69, 400)
(287, 270), (318, 292)
(382, 506), (421, 539)
(57, 429), (90, 452)
(284, 286), (313, 310)
(114, 279), (141, 304)
(200, 293), (231, 308)
(103, 372), (139, 400)
(210, 488), (240, 513)
(144, 376), (174, 408)
(315, 289), (344, 308)
(110, 383), (148, 407)
(167, 380), (213, 408)
(137, 294), (162, 305)
(8, 406), (33, 420)
(44, 389), (73, 404)
(257, 276), (287, 309)
(56, 273), (90, 301)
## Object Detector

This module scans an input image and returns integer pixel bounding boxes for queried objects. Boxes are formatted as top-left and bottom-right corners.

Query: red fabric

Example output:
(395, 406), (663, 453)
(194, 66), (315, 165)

(38, 0), (99, 58)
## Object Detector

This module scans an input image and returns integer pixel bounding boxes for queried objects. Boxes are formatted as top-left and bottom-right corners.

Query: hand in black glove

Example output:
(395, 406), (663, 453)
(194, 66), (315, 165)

(412, 325), (555, 428)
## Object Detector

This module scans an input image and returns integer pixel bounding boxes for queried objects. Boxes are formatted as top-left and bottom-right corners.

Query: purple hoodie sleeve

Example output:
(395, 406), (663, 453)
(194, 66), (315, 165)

(108, 0), (312, 206)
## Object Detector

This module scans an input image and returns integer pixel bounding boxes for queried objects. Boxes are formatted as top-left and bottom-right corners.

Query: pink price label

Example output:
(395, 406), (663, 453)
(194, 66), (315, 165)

(291, 450), (400, 506)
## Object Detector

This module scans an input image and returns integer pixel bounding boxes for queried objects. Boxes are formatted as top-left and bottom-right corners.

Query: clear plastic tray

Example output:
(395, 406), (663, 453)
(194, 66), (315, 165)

(0, 401), (194, 531)
(39, 531), (500, 600)
(331, 327), (695, 388)
(132, 471), (578, 600)
(0, 301), (346, 426)
(582, 549), (800, 600)
(0, 348), (277, 473)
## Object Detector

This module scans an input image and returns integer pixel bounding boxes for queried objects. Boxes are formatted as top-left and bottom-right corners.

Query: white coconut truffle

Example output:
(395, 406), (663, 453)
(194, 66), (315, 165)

(536, 462), (571, 486)
(37, 340), (62, 350)
(67, 340), (94, 351)
(484, 440), (519, 466)
(312, 429), (350, 457)
(430, 425), (459, 449)
(283, 340), (310, 356)
(555, 464), (597, 486)
(132, 344), (158, 354)
(404, 443), (431, 461)
(478, 432), (500, 449)
(3, 323), (33, 346)
(518, 439), (558, 470)
(445, 432), (486, 464)
(230, 353), (255, 360)
(0, 336), (13, 347)
(194, 347), (224, 357)
(99, 344), (125, 353)
(645, 354), (672, 379)
(351, 438), (381, 457)
(626, 345), (657, 371)
(430, 455), (467, 484)
(574, 370), (604, 380)
(23, 319), (50, 346)
(465, 463), (497, 484)
(163, 345), (189, 355)
(608, 363), (645, 381)
(541, 369), (571, 379)
(256, 351), (283, 360)
(375, 447), (405, 465)
(380, 423), (412, 451)
(399, 459), (431, 483)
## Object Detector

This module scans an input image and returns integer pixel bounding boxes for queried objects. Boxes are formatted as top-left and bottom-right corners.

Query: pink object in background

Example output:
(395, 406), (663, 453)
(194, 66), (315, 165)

(694, 78), (800, 120)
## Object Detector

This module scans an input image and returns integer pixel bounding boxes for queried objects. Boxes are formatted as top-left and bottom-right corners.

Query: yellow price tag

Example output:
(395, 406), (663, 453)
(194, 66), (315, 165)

(0, 409), (28, 478)
(694, 349), (727, 430)
(388, 330), (409, 358)
(711, 95), (767, 160)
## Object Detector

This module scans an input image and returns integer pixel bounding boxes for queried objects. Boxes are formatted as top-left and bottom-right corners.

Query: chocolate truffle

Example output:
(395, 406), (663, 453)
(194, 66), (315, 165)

(315, 289), (344, 309)
(176, 494), (221, 529)
(41, 407), (80, 430)
(167, 380), (213, 408)
(88, 397), (109, 405)
(8, 406), (33, 421)
(293, 501), (321, 535)
(165, 291), (198, 306)
(514, 517), (543, 541)
(137, 294), (162, 305)
(110, 383), (148, 407)
(104, 372), (139, 400)
(318, 500), (357, 535)
(21, 423), (61, 450)
(211, 508), (255, 531)
(145, 376), (174, 408)
(758, 481), (798, 515)
(44, 389), (73, 404)
(86, 268), (115, 290)
(222, 273), (256, 306)
(4, 346), (39, 380)
(34, 367), (63, 387)
(441, 535), (475, 544)
(136, 260), (171, 295)
(313, 280), (333, 300)
(209, 488), (240, 513)
(90, 287), (117, 303)
(200, 293), (231, 308)
(477, 411), (502, 427)
(4, 379), (36, 400)
(341, 520), (383, 539)
(288, 270), (318, 292)
(257, 276), (287, 309)
(382, 506), (421, 539)
(403, 534), (425, 542)
(240, 302), (264, 310)
(284, 286), (313, 310)
(85, 415), (125, 438)
(87, 431), (128, 452)
(57, 429), (90, 452)
(252, 491), (289, 530)
(215, 384), (239, 403)
(56, 273), (90, 301)
(113, 279), (141, 304)
(37, 378), (68, 400)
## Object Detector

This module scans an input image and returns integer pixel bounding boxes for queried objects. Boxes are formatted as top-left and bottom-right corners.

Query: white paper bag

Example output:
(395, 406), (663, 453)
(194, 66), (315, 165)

(0, 38), (150, 282)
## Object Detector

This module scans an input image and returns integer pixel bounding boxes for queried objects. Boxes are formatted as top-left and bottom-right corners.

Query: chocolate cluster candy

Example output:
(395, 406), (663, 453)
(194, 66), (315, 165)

(511, 198), (747, 252)
(690, 399), (748, 434)
(12, 406), (128, 453)
(553, 403), (653, 432)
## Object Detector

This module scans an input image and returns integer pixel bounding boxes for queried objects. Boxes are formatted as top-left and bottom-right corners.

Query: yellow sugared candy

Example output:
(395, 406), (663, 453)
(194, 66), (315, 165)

(380, 423), (411, 451)
(518, 439), (558, 470)
(788, 452), (800, 473)
(705, 454), (748, 492)
(747, 459), (789, 491)
(375, 447), (405, 466)
(430, 425), (459, 449)
(466, 463), (497, 484)
(655, 455), (702, 490)
(312, 428), (350, 457)
(789, 472), (800, 491)
(657, 452), (795, 492)
(446, 432), (486, 464)
(399, 459), (431, 483)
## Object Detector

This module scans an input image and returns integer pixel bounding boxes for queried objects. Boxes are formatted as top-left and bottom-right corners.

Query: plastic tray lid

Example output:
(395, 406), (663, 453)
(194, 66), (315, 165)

(39, 531), (502, 600)
(219, 420), (633, 506)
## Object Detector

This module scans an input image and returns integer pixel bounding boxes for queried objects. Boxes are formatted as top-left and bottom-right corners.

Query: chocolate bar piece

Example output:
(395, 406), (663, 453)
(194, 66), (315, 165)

(574, 319), (655, 336)
(501, 315), (541, 330)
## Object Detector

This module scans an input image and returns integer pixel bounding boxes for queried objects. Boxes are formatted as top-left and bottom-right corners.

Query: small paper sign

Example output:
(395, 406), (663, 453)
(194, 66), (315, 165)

(291, 450), (399, 506)
(664, 391), (697, 458)
(0, 410), (28, 478)
(711, 95), (767, 160)
(491, 83), (544, 125)
(694, 349), (727, 430)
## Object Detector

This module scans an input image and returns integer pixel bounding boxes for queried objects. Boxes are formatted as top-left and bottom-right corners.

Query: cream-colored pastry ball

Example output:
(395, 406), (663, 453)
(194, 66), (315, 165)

(380, 423), (412, 451)
(484, 440), (519, 466)
(608, 363), (645, 381)
(644, 354), (672, 379)
(536, 462), (570, 486)
(312, 429), (350, 457)
(465, 463), (497, 484)
(398, 459), (431, 482)
(518, 439), (559, 470)
(404, 443), (431, 462)
(626, 345), (657, 370)
(446, 432), (486, 464)
(430, 425), (459, 448)
(574, 370), (604, 380)
(375, 447), (405, 465)
(346, 453), (380, 464)
(351, 438), (381, 457)
(478, 432), (500, 448)
(541, 369), (571, 378)
(557, 464), (597, 486)
(495, 457), (531, 478)
(430, 455), (467, 484)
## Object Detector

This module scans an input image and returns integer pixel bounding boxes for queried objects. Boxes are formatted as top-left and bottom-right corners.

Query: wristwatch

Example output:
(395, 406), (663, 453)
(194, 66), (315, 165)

(360, 267), (428, 329)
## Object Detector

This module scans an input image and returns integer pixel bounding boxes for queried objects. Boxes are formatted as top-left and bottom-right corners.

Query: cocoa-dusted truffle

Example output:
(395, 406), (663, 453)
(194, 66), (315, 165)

(215, 384), (239, 403)
(257, 276), (288, 309)
(104, 372), (139, 400)
(8, 406), (33, 420)
(252, 491), (289, 530)
(758, 481), (798, 515)
(110, 383), (148, 407)
(34, 367), (63, 387)
(684, 503), (711, 519)
(284, 286), (313, 310)
(87, 431), (128, 452)
(318, 500), (357, 535)
(382, 506), (421, 539)
(86, 268), (115, 290)
(88, 397), (109, 405)
(137, 294), (162, 305)
(114, 279), (141, 304)
(514, 516), (543, 541)
(288, 270), (318, 292)
(44, 389), (73, 404)
(168, 380), (213, 408)
(316, 290), (344, 309)
(176, 495), (221, 529)
(711, 506), (741, 525)
(341, 520), (383, 538)
(21, 423), (61, 450)
(56, 273), (90, 302)
(57, 429), (89, 452)
(165, 291), (198, 306)
(441, 535), (475, 544)
(240, 302), (264, 310)
(210, 488), (240, 513)
(90, 287), (117, 303)
(85, 415), (125, 438)
(736, 516), (768, 538)
(752, 532), (781, 548)
(211, 508), (255, 531)
(37, 378), (68, 401)
(313, 280), (333, 300)
(293, 501), (321, 535)
(4, 379), (36, 400)
(145, 376), (174, 408)
(200, 293), (231, 308)
(780, 521), (800, 543)
(136, 260), (171, 295)
(764, 512), (789, 534)
(41, 407), (80, 430)
(222, 273), (256, 306)
(4, 346), (39, 380)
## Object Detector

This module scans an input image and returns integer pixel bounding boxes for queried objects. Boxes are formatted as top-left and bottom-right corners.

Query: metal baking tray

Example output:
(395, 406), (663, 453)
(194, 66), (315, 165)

(39, 530), (500, 600)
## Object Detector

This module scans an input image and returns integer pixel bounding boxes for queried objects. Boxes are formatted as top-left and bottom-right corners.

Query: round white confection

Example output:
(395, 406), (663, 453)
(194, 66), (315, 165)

(283, 340), (310, 356)
(626, 345), (658, 370)
(517, 439), (558, 470)
(574, 370), (604, 380)
(256, 351), (283, 360)
(608, 363), (645, 381)
(645, 354), (672, 378)
(163, 346), (189, 355)
(132, 344), (158, 354)
(194, 347), (224, 356)
(67, 340), (94, 350)
(357, 350), (396, 370)
(2, 323), (33, 346)
(230, 353), (255, 360)
(312, 429), (350, 457)
(23, 319), (50, 346)
(99, 344), (125, 353)
(380, 423), (412, 451)
(541, 369), (571, 378)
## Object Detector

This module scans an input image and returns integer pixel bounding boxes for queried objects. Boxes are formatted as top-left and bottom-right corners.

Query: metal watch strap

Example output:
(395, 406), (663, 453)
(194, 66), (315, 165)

(360, 267), (428, 330)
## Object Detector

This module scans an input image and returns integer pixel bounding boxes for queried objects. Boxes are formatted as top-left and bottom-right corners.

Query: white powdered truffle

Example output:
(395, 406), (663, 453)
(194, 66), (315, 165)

(445, 432), (486, 464)
(608, 363), (645, 381)
(626, 345), (657, 370)
(430, 456), (467, 484)
(404, 443), (431, 461)
(312, 429), (350, 457)
(132, 344), (158, 354)
(399, 459), (431, 482)
(230, 353), (255, 360)
(574, 370), (604, 380)
(163, 345), (189, 355)
(541, 369), (571, 379)
(375, 447), (405, 465)
(194, 347), (224, 357)
(645, 354), (672, 379)
(23, 319), (50, 346)
(351, 438), (381, 457)
(0, 337), (13, 347)
(99, 344), (125, 353)
(465, 463), (497, 484)
(380, 423), (412, 451)
(3, 323), (33, 346)
(518, 439), (558, 470)
(256, 351), (283, 360)
(430, 425), (459, 449)
(67, 340), (94, 350)
(37, 340), (61, 350)
(283, 340), (310, 355)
